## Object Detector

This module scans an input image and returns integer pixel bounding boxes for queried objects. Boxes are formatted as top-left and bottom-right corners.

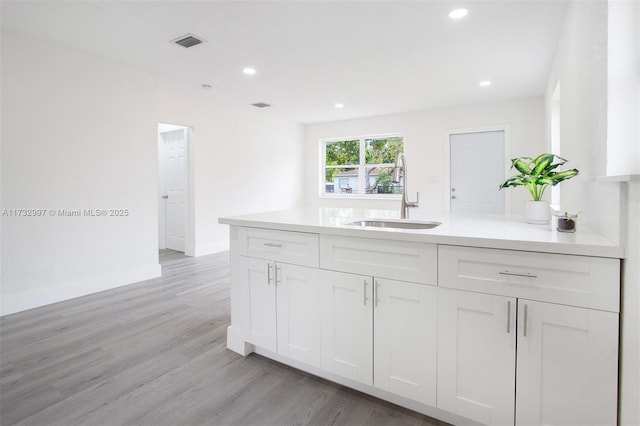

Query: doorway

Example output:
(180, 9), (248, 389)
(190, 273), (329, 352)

(158, 123), (193, 256)
(444, 127), (510, 215)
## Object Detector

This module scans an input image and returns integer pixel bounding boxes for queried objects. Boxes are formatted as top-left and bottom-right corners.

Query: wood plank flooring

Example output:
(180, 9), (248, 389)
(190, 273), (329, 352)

(159, 249), (189, 265)
(1, 252), (449, 426)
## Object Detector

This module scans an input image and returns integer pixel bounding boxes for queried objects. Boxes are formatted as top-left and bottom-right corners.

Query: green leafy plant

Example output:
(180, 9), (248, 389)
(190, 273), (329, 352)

(499, 153), (579, 201)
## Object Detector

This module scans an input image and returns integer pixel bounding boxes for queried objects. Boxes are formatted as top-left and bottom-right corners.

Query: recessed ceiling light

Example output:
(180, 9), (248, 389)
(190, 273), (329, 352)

(243, 67), (257, 75)
(449, 8), (468, 20)
(334, 103), (344, 109)
(479, 80), (492, 87)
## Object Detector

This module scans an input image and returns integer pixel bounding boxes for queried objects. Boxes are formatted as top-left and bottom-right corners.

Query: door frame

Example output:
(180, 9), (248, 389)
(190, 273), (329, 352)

(443, 124), (512, 215)
(158, 123), (195, 256)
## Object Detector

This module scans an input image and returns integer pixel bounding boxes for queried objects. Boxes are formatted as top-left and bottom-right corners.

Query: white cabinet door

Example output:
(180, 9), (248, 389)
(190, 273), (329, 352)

(320, 270), (373, 386)
(276, 263), (321, 368)
(240, 256), (277, 352)
(437, 288), (516, 426)
(374, 278), (437, 406)
(516, 300), (619, 426)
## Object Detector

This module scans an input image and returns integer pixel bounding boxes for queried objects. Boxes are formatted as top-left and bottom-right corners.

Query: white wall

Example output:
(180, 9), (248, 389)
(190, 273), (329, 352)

(607, 0), (640, 176)
(1, 33), (161, 315)
(545, 2), (640, 424)
(304, 98), (545, 215)
(545, 0), (609, 217)
(157, 80), (305, 256)
(621, 180), (640, 426)
(0, 32), (304, 315)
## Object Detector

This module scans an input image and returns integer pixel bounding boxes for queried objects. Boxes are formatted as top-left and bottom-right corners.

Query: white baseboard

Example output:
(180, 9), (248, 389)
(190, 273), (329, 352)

(194, 241), (229, 256)
(0, 262), (161, 316)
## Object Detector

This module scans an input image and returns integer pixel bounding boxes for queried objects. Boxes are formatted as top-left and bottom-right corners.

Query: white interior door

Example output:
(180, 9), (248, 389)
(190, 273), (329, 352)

(450, 131), (505, 214)
(160, 128), (187, 252)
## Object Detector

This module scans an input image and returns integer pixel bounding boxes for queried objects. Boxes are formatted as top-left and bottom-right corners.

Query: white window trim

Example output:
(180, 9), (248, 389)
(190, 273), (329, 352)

(319, 133), (404, 199)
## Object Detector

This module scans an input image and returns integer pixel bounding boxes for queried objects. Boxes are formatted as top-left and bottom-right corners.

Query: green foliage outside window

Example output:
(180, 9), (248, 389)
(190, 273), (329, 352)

(375, 170), (392, 193)
(325, 140), (359, 182)
(365, 137), (403, 164)
(324, 137), (404, 185)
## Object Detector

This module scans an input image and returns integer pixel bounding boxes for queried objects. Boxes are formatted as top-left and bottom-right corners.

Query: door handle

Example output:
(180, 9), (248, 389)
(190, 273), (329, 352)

(375, 280), (380, 307)
(267, 262), (273, 285)
(275, 265), (281, 286)
(451, 195), (456, 199)
(523, 304), (528, 337)
(507, 300), (511, 333)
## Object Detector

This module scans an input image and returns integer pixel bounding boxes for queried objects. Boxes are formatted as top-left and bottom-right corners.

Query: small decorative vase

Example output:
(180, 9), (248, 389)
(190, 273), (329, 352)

(526, 200), (551, 224)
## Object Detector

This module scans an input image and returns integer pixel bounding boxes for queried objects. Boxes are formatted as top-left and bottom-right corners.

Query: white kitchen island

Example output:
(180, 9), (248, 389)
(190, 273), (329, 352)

(219, 208), (622, 426)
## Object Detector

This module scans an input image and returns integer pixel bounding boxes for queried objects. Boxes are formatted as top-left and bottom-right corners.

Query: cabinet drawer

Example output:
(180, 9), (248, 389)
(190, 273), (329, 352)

(237, 227), (319, 267)
(438, 245), (620, 312)
(319, 235), (437, 285)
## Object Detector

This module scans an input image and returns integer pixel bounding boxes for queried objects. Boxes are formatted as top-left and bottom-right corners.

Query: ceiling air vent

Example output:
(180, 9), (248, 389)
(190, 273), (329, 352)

(252, 102), (271, 108)
(171, 34), (206, 48)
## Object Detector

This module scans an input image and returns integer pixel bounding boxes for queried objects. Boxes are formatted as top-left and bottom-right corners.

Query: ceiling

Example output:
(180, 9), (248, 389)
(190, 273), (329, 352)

(1, 1), (568, 124)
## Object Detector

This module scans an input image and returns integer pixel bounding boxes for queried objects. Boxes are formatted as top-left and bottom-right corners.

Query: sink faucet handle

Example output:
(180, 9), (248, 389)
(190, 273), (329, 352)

(408, 192), (419, 208)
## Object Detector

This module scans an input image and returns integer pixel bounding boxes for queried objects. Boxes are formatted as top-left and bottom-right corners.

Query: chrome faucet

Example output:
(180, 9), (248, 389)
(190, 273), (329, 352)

(392, 153), (419, 219)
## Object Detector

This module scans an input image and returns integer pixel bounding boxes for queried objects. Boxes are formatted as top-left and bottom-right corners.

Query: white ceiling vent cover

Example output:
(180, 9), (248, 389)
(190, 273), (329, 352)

(171, 34), (206, 48)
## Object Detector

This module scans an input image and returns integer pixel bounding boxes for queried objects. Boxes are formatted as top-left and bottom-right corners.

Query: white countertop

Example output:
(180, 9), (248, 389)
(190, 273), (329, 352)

(219, 207), (624, 259)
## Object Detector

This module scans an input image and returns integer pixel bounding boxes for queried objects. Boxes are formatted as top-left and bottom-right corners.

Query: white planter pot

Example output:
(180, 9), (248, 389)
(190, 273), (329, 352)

(526, 200), (551, 224)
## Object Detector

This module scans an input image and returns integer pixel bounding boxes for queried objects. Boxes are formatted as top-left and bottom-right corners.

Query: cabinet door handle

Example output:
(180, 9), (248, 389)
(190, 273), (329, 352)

(375, 280), (380, 307)
(523, 304), (528, 337)
(275, 265), (281, 287)
(507, 300), (511, 333)
(363, 280), (369, 306)
(267, 262), (273, 285)
(263, 242), (283, 248)
(499, 271), (538, 279)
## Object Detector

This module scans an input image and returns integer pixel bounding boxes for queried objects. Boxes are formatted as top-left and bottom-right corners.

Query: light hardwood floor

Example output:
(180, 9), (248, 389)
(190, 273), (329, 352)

(159, 249), (189, 265)
(1, 252), (448, 426)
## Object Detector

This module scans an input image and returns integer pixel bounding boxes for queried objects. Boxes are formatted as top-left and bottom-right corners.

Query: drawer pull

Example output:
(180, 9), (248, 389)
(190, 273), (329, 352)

(499, 270), (538, 279)
(363, 280), (369, 306)
(263, 242), (283, 248)
(507, 300), (511, 334)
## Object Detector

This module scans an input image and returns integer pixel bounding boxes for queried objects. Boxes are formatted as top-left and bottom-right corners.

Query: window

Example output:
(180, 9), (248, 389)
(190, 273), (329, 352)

(322, 135), (404, 197)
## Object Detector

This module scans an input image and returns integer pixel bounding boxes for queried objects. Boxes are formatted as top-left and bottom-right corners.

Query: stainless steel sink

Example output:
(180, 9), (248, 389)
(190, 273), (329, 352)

(346, 219), (441, 230)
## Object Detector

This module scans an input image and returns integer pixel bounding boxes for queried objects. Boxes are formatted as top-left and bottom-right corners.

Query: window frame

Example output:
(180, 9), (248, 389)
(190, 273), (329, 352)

(320, 133), (404, 199)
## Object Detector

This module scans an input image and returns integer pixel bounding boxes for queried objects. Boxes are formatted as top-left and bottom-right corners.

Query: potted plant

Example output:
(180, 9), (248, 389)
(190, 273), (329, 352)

(499, 153), (579, 224)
